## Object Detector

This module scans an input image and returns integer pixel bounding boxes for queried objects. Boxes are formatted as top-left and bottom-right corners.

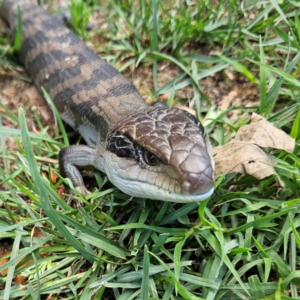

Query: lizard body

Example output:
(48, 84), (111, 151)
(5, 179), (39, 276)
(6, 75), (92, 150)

(0, 0), (215, 203)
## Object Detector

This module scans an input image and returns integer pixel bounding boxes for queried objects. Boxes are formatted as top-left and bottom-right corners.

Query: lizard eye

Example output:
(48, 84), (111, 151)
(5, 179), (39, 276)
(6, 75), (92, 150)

(143, 150), (158, 166)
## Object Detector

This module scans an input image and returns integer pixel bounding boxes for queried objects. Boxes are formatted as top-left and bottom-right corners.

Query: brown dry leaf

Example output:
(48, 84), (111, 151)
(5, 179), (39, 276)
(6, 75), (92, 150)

(0, 250), (10, 276)
(0, 250), (32, 280)
(214, 113), (295, 180)
(31, 226), (46, 239)
(220, 89), (239, 110)
(0, 229), (50, 284)
(15, 274), (27, 285)
(56, 184), (66, 198)
(235, 113), (295, 152)
(214, 140), (275, 179)
(50, 170), (58, 184)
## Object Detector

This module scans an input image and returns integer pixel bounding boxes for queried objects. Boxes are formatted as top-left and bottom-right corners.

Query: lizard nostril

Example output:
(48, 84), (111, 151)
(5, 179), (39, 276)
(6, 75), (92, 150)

(181, 167), (214, 195)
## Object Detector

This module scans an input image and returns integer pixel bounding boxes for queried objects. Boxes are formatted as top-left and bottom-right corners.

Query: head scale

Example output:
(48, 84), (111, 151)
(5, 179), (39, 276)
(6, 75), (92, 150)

(106, 106), (214, 202)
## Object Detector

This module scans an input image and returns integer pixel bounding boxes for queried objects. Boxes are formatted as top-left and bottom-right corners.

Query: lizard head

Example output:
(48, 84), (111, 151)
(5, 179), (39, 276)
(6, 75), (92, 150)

(104, 105), (215, 203)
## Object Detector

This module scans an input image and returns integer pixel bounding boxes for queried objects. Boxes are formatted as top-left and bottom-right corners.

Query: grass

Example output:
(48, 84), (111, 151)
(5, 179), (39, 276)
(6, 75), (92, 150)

(0, 0), (300, 299)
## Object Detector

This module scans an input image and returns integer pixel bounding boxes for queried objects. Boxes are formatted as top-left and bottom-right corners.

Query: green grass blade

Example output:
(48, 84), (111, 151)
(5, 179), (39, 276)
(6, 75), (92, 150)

(141, 245), (150, 299)
(290, 109), (300, 140)
(13, 5), (22, 51)
(152, 0), (158, 91)
(219, 54), (258, 84)
(3, 229), (22, 300)
(248, 275), (265, 299)
(259, 36), (267, 115)
(18, 108), (95, 263)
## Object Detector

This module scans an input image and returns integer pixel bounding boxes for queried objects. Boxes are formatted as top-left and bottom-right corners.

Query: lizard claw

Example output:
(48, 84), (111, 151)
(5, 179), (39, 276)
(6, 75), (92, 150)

(65, 185), (90, 207)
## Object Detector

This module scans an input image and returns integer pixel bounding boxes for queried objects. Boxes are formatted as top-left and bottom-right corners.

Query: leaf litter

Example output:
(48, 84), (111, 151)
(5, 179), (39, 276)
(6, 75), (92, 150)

(214, 113), (295, 180)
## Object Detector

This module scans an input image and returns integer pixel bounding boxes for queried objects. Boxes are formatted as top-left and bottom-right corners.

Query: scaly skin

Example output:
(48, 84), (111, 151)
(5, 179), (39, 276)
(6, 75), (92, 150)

(0, 0), (215, 203)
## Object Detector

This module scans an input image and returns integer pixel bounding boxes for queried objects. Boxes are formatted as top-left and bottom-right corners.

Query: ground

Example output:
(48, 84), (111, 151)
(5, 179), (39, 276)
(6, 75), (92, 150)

(0, 1), (299, 299)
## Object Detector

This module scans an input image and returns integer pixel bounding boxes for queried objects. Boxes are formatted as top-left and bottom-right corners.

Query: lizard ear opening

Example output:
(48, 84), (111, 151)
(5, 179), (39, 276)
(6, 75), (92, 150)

(107, 132), (136, 159)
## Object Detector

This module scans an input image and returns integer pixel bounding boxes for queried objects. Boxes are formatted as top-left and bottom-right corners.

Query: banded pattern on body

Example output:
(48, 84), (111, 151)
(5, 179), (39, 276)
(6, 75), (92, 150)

(0, 0), (215, 203)
(1, 0), (145, 136)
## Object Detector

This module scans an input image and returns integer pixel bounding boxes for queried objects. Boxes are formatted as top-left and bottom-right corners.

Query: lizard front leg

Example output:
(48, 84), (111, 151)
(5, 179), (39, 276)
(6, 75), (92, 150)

(58, 145), (96, 197)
